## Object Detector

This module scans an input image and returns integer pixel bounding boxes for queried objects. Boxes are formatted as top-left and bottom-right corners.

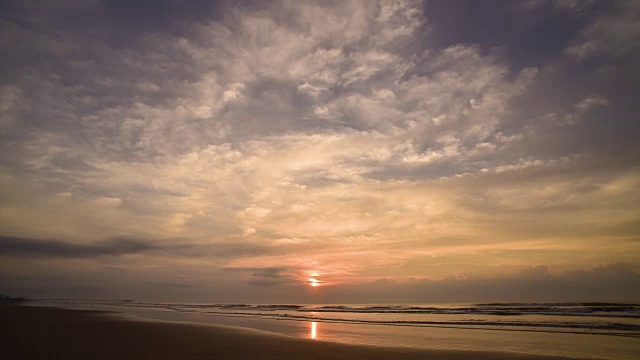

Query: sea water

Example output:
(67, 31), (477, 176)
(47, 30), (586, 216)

(30, 299), (640, 360)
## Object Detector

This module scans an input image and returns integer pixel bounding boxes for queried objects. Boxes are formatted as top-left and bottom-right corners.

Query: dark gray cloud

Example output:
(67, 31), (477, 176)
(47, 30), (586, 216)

(224, 266), (294, 286)
(0, 236), (155, 258)
(0, 235), (269, 259)
(0, 0), (226, 49)
(424, 0), (616, 69)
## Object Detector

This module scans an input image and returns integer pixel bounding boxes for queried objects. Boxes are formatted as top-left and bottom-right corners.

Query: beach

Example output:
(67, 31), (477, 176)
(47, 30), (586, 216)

(1, 304), (585, 360)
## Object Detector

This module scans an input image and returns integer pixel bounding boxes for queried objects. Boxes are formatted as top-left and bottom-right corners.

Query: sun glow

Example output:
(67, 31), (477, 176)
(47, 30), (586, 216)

(309, 277), (320, 287)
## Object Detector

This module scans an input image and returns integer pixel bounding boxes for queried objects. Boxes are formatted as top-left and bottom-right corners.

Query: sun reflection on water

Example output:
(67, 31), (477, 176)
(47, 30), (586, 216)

(310, 321), (317, 339)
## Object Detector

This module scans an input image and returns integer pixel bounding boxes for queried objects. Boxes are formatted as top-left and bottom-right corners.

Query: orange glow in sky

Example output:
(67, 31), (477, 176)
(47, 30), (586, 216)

(309, 278), (320, 287)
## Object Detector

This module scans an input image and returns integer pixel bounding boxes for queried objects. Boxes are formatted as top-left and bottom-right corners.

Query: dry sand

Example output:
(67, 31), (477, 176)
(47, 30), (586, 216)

(1, 304), (584, 360)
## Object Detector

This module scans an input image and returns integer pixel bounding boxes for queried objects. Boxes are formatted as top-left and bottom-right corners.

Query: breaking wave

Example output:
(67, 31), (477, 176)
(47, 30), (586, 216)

(36, 299), (640, 338)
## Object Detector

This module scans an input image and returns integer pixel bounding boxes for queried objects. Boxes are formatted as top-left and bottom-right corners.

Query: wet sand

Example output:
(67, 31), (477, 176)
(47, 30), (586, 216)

(1, 304), (584, 360)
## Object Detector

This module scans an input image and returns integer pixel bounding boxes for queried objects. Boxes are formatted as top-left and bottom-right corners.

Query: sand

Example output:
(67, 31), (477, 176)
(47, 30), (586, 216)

(1, 304), (584, 360)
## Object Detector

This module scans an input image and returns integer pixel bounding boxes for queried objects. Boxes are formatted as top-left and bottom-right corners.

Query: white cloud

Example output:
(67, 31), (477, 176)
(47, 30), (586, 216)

(574, 93), (609, 112)
(543, 93), (608, 126)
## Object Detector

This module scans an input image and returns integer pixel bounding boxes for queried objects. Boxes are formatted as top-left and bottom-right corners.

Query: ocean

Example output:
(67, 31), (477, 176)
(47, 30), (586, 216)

(30, 299), (640, 360)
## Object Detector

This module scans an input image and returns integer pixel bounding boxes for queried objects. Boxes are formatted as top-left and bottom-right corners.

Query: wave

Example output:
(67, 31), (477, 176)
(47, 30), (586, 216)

(216, 303), (640, 318)
(34, 299), (640, 337)
(37, 299), (640, 318)
(476, 302), (640, 307)
(180, 310), (640, 337)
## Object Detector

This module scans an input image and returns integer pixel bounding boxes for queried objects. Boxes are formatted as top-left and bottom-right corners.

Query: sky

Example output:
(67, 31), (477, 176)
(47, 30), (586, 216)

(0, 0), (639, 303)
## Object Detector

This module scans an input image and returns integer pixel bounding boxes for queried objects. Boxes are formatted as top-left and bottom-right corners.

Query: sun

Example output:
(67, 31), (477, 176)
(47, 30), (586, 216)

(308, 277), (320, 287)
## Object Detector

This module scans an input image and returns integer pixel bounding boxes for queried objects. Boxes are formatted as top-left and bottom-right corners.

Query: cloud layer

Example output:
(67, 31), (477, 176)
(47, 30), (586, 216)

(0, 0), (638, 301)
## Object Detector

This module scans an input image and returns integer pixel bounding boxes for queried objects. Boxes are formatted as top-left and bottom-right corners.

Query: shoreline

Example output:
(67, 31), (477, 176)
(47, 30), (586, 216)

(1, 304), (586, 360)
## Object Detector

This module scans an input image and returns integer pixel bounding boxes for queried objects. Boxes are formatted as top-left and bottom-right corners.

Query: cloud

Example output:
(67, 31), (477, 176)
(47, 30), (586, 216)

(574, 93), (609, 112)
(542, 93), (609, 126)
(0, 236), (155, 258)
(224, 266), (295, 286)
(0, 235), (270, 260)
(567, 0), (640, 60)
(0, 1), (638, 300)
(521, 0), (597, 14)
(0, 0), (540, 246)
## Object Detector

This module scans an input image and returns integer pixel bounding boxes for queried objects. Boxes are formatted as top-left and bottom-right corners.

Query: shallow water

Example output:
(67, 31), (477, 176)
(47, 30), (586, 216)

(30, 300), (640, 360)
